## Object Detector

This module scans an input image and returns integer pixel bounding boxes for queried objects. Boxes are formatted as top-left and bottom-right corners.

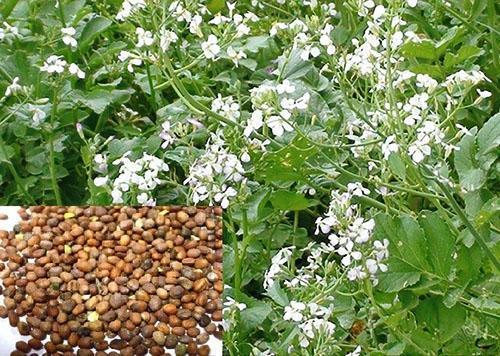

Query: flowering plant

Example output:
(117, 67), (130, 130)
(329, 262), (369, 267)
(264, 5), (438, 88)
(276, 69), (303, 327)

(0, 0), (499, 355)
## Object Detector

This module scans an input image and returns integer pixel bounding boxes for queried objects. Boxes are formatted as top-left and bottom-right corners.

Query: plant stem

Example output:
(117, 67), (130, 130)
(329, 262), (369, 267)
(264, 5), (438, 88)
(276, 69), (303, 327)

(49, 89), (62, 205)
(56, 0), (67, 27)
(145, 59), (157, 112)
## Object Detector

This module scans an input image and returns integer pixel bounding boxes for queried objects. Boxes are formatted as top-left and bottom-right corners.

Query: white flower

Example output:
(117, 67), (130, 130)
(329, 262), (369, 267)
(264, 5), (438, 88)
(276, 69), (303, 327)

(189, 15), (203, 37)
(346, 346), (362, 356)
(300, 45), (321, 61)
(416, 74), (438, 92)
(244, 110), (264, 137)
(283, 301), (306, 322)
(136, 27), (154, 47)
(349, 217), (375, 243)
(347, 266), (367, 280)
(40, 55), (67, 74)
(118, 51), (142, 72)
(408, 138), (431, 163)
(347, 182), (370, 197)
(227, 46), (246, 67)
(159, 28), (178, 51)
(32, 108), (46, 126)
(373, 5), (385, 20)
(159, 121), (176, 149)
(267, 111), (294, 137)
(201, 35), (220, 60)
(381, 135), (399, 159)
(61, 27), (77, 47)
(337, 240), (362, 266)
(407, 0), (418, 7)
(4, 77), (22, 97)
(476, 89), (492, 102)
(366, 258), (387, 274)
(116, 0), (146, 21)
(211, 94), (240, 122)
(68, 63), (85, 79)
(276, 80), (295, 95)
(214, 185), (237, 209)
(93, 176), (108, 187)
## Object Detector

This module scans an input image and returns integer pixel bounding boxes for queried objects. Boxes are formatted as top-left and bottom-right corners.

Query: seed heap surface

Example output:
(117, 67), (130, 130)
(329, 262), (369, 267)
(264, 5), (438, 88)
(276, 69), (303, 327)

(0, 206), (223, 356)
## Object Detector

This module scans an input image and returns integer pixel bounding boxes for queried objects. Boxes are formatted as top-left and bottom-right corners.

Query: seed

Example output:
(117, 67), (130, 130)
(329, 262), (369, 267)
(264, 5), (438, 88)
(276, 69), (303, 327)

(108, 320), (121, 333)
(88, 221), (104, 231)
(15, 341), (31, 353)
(0, 213), (8, 220)
(165, 334), (178, 348)
(95, 301), (109, 315)
(119, 219), (133, 231)
(177, 211), (189, 223)
(194, 212), (206, 226)
(153, 331), (166, 346)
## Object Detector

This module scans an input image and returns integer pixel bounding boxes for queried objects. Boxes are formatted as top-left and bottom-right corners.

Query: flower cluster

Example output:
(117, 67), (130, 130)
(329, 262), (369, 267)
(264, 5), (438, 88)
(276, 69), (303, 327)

(283, 301), (335, 348)
(244, 80), (310, 138)
(40, 55), (85, 79)
(315, 183), (388, 283)
(94, 151), (169, 205)
(184, 132), (245, 208)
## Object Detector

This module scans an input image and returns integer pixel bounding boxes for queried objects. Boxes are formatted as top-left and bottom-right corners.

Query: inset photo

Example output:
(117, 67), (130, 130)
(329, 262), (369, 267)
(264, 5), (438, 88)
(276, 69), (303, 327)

(0, 206), (223, 355)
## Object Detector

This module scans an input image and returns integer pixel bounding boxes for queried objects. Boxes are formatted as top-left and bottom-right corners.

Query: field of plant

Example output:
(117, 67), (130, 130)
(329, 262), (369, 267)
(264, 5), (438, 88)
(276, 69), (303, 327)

(0, 0), (499, 355)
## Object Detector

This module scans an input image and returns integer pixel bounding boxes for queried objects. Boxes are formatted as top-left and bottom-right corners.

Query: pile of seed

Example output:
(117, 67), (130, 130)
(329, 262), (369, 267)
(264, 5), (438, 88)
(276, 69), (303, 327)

(0, 206), (223, 356)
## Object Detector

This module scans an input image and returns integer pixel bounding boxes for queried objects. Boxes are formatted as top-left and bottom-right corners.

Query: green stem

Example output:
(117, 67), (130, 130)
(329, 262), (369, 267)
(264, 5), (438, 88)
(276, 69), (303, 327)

(145, 59), (157, 112)
(290, 210), (299, 273)
(49, 89), (62, 205)
(56, 0), (67, 27)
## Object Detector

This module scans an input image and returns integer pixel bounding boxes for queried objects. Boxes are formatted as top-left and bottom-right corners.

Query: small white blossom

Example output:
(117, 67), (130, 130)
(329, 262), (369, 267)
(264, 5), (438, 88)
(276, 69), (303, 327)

(135, 27), (154, 47)
(227, 46), (247, 67)
(201, 35), (220, 60)
(40, 55), (67, 74)
(68, 63), (85, 79)
(61, 27), (77, 48)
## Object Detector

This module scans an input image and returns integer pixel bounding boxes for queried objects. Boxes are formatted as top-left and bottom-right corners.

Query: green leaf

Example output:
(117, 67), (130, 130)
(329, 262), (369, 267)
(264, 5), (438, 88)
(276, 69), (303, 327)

(377, 260), (421, 293)
(401, 40), (437, 60)
(388, 153), (406, 179)
(477, 113), (500, 170)
(278, 49), (313, 80)
(455, 127), (486, 191)
(266, 281), (289, 307)
(376, 214), (430, 271)
(73, 89), (133, 114)
(244, 36), (271, 53)
(240, 303), (272, 329)
(270, 190), (310, 211)
(419, 211), (455, 277)
(0, 145), (15, 163)
(79, 16), (112, 51)
(414, 296), (466, 343)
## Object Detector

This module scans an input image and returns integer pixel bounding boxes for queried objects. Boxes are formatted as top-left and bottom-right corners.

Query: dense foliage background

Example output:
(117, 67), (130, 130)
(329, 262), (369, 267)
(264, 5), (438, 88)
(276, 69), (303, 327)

(0, 0), (499, 355)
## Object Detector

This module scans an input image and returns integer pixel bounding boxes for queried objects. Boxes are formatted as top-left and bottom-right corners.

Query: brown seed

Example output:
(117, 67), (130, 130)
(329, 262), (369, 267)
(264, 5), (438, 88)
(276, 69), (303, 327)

(153, 330), (166, 346)
(119, 219), (133, 231)
(109, 293), (127, 308)
(16, 341), (31, 353)
(194, 212), (206, 225)
(108, 320), (121, 333)
(177, 211), (189, 223)
(88, 221), (104, 231)
(165, 334), (178, 348)
(95, 300), (110, 314)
